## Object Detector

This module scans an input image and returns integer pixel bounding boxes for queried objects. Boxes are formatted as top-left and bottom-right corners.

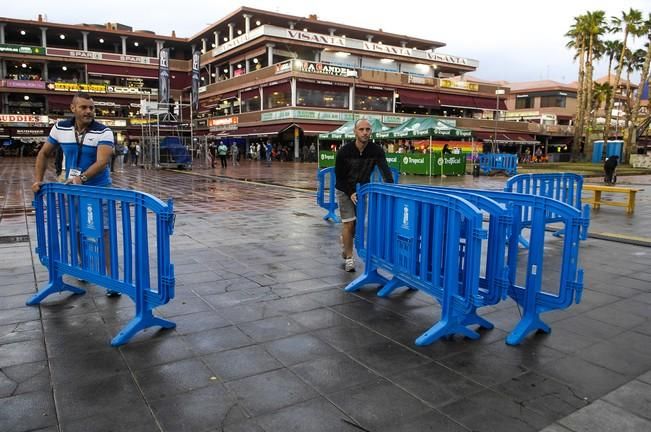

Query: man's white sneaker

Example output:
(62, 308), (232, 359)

(344, 257), (355, 272)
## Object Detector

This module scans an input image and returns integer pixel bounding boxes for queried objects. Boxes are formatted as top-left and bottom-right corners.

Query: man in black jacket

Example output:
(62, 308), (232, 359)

(604, 155), (618, 185)
(335, 118), (393, 272)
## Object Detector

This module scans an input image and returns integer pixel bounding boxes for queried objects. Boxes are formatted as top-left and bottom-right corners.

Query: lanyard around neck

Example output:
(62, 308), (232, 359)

(75, 126), (88, 166)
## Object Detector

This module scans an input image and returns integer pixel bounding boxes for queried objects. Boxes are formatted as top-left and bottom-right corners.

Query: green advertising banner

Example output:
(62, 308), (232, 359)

(399, 153), (429, 175)
(0, 43), (45, 55)
(318, 151), (467, 175)
(318, 150), (336, 168)
(384, 153), (401, 170)
(431, 151), (468, 176)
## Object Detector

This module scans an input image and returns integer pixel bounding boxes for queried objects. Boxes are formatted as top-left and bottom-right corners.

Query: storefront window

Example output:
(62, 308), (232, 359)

(515, 96), (533, 109)
(241, 89), (261, 112)
(264, 83), (291, 109)
(354, 89), (393, 112)
(540, 95), (566, 108)
(297, 83), (349, 109)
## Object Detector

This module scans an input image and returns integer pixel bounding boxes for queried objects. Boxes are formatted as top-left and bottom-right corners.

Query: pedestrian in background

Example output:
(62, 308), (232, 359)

(231, 143), (240, 166)
(217, 141), (228, 168)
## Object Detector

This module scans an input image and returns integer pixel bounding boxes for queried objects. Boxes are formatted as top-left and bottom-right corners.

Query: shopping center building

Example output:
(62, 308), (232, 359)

(0, 6), (575, 156)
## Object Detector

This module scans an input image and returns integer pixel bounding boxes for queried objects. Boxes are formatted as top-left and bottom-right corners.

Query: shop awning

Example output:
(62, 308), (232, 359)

(219, 123), (293, 137)
(472, 96), (507, 110)
(510, 133), (539, 144)
(87, 64), (158, 79)
(293, 123), (342, 136)
(438, 93), (476, 109)
(376, 117), (472, 140)
(473, 131), (539, 144)
(397, 89), (439, 108)
(47, 94), (74, 109)
(438, 94), (508, 111)
(318, 118), (391, 140)
(550, 136), (573, 145)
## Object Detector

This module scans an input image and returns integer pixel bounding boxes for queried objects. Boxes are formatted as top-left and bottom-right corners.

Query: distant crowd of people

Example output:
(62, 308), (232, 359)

(207, 140), (318, 168)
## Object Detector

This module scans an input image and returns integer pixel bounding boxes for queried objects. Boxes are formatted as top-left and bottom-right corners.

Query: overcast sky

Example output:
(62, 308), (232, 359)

(3, 0), (649, 83)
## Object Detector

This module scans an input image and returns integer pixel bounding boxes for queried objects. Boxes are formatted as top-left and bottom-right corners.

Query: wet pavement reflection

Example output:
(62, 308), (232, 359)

(1, 157), (650, 432)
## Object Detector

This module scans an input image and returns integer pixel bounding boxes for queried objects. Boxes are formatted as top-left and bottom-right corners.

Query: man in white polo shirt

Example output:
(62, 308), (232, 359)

(32, 92), (113, 189)
(32, 91), (120, 297)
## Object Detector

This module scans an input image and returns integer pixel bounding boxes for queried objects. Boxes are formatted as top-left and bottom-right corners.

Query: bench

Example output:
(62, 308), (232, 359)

(582, 184), (643, 215)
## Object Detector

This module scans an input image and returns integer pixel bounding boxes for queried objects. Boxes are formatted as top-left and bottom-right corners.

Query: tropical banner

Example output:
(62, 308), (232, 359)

(158, 48), (170, 104)
(317, 150), (467, 175)
(191, 50), (200, 112)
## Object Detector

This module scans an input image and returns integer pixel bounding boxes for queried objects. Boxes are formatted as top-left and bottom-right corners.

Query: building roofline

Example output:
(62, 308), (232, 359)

(187, 6), (446, 49)
(0, 16), (185, 42)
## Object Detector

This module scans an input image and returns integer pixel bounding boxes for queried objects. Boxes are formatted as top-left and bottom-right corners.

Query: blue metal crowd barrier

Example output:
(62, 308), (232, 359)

(505, 173), (589, 247)
(351, 184), (588, 346)
(479, 153), (518, 176)
(357, 186), (513, 311)
(369, 166), (400, 184)
(345, 183), (491, 345)
(316, 166), (399, 223)
(406, 186), (586, 345)
(316, 167), (340, 223)
(27, 183), (176, 346)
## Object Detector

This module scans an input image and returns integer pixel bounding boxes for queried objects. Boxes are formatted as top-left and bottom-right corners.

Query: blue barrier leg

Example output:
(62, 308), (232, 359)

(505, 310), (550, 346)
(323, 209), (341, 223)
(552, 228), (565, 238)
(415, 304), (480, 346)
(461, 307), (494, 330)
(111, 309), (176, 347)
(518, 234), (529, 248)
(415, 316), (480, 346)
(376, 277), (404, 297)
(26, 279), (86, 305)
(344, 269), (388, 292)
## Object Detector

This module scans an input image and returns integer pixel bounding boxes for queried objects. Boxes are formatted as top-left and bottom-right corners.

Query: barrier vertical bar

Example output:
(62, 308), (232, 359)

(506, 205), (550, 345)
(121, 202), (133, 285)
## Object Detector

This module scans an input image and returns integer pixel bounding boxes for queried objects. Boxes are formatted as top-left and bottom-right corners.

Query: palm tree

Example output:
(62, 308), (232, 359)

(627, 14), (651, 159)
(591, 82), (612, 132)
(580, 11), (607, 160)
(604, 8), (644, 157)
(566, 15), (587, 161)
(603, 40), (623, 81)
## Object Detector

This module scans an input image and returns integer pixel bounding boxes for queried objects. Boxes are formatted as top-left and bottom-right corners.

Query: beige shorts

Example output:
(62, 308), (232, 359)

(336, 189), (356, 223)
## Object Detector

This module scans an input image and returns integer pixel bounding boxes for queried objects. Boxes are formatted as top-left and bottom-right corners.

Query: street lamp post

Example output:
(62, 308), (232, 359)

(493, 89), (505, 153)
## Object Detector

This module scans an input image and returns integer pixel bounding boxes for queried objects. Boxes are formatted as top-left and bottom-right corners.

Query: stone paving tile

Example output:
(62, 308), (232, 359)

(494, 371), (589, 419)
(201, 344), (283, 382)
(0, 339), (47, 368)
(2, 158), (651, 432)
(224, 368), (318, 417)
(439, 388), (554, 432)
(53, 373), (145, 424)
(120, 335), (196, 371)
(328, 377), (433, 431)
(254, 397), (361, 432)
(180, 325), (254, 356)
(559, 399), (651, 432)
(389, 362), (484, 408)
(148, 383), (246, 432)
(0, 360), (50, 398)
(59, 404), (160, 432)
(0, 390), (57, 432)
(531, 355), (630, 401)
(602, 379), (651, 421)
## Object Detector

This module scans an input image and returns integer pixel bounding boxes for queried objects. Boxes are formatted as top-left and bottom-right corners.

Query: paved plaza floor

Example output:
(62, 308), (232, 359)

(1, 158), (650, 432)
